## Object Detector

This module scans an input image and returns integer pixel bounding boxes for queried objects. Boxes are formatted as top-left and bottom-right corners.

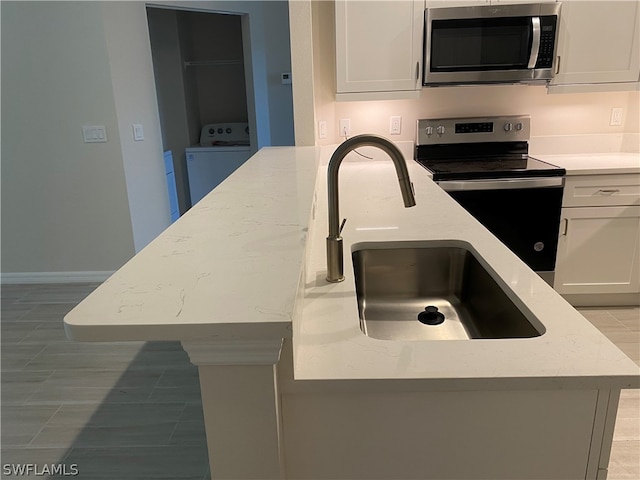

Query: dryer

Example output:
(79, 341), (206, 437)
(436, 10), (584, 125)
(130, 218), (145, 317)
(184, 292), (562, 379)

(186, 122), (252, 205)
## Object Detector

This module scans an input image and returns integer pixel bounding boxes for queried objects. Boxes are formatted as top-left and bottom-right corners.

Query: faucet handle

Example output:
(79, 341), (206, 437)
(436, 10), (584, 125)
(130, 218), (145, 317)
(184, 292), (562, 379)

(339, 218), (347, 235)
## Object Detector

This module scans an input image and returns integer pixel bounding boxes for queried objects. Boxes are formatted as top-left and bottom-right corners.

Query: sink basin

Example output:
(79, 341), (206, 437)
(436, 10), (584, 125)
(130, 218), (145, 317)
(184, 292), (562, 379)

(351, 241), (544, 340)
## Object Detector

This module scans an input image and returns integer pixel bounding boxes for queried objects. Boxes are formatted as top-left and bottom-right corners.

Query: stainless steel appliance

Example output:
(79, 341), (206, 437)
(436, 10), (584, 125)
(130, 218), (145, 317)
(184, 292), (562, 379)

(415, 115), (565, 284)
(423, 2), (561, 86)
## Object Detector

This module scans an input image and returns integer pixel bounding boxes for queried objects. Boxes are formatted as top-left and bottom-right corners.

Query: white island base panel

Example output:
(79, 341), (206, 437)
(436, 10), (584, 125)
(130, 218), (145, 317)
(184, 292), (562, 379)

(183, 338), (622, 480)
(281, 387), (619, 480)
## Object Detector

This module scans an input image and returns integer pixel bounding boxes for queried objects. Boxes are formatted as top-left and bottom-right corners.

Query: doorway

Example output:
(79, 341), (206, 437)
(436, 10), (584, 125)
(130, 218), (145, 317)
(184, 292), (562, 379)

(146, 6), (250, 213)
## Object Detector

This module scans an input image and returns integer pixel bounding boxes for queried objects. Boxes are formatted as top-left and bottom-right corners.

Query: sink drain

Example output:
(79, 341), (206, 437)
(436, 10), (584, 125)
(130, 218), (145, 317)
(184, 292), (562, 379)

(418, 306), (445, 325)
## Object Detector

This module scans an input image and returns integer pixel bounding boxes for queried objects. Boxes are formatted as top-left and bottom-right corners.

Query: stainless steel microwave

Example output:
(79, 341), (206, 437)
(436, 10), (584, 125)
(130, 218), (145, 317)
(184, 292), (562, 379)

(423, 2), (562, 86)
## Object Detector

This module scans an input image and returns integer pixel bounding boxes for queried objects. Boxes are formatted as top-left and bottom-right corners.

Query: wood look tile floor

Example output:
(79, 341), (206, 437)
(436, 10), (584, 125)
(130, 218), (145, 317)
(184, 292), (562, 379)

(1, 283), (639, 479)
(1, 284), (209, 479)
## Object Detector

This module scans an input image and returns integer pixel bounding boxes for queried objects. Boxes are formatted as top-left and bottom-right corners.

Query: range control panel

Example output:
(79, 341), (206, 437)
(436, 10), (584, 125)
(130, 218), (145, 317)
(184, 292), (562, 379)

(417, 115), (531, 145)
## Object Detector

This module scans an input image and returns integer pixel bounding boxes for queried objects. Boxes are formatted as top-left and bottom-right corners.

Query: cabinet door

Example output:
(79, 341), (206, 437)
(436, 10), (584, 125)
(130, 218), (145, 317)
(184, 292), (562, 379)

(336, 0), (423, 94)
(555, 206), (640, 295)
(552, 0), (640, 86)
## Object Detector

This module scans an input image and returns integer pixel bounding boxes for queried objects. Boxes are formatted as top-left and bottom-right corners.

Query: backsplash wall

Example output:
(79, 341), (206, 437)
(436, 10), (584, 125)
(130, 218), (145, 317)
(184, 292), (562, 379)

(326, 86), (638, 154)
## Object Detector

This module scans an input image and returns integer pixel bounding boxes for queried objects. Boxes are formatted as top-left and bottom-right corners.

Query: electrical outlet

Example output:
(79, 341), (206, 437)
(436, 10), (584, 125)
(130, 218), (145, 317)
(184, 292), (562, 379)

(318, 120), (327, 139)
(339, 119), (351, 137)
(390, 116), (402, 135)
(610, 107), (623, 126)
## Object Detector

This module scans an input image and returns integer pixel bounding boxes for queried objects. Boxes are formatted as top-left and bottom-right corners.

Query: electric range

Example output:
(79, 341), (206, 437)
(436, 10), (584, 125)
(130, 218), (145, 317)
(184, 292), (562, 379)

(414, 115), (565, 284)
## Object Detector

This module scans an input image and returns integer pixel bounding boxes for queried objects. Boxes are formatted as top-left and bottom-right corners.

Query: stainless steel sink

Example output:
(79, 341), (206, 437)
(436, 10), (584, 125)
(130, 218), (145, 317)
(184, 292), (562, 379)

(351, 241), (545, 340)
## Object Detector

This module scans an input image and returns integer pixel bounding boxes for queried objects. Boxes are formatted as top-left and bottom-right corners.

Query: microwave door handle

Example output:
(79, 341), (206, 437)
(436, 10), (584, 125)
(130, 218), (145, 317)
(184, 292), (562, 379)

(528, 17), (541, 68)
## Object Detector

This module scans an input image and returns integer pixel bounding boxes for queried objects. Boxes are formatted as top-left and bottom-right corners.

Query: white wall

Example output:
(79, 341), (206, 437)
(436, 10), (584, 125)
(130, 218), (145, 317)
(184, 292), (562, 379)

(101, 2), (172, 252)
(292, 0), (640, 154)
(289, 0), (317, 146)
(262, 1), (295, 146)
(1, 1), (139, 277)
(2, 0), (294, 280)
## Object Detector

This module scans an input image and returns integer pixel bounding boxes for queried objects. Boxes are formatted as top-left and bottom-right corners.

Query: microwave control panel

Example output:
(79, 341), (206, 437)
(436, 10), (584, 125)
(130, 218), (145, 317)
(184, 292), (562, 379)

(535, 16), (559, 69)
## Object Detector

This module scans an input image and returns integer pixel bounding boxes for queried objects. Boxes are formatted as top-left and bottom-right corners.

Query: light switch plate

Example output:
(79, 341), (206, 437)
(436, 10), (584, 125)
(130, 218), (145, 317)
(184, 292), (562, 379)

(133, 123), (144, 141)
(318, 120), (327, 139)
(610, 108), (623, 126)
(82, 125), (107, 143)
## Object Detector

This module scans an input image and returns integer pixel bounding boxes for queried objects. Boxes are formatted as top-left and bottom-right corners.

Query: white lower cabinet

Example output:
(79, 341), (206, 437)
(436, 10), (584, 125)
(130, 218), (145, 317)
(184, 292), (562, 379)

(555, 205), (640, 295)
(554, 174), (640, 303)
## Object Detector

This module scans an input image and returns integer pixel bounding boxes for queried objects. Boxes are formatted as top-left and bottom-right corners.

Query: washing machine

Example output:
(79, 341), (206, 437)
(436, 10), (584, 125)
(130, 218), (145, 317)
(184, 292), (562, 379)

(185, 122), (252, 205)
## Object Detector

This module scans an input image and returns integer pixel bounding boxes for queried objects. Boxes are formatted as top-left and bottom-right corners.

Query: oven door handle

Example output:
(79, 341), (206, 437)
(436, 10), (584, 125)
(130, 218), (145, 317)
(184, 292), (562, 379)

(528, 17), (541, 69)
(438, 177), (565, 192)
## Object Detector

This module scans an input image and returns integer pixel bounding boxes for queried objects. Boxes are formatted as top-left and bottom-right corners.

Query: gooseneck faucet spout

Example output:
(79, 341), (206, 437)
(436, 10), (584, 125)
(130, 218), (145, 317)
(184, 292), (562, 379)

(326, 134), (416, 283)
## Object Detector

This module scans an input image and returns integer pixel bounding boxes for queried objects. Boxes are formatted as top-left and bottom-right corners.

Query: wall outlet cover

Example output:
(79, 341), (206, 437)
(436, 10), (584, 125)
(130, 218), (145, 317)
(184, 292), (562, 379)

(339, 119), (351, 137)
(390, 116), (402, 135)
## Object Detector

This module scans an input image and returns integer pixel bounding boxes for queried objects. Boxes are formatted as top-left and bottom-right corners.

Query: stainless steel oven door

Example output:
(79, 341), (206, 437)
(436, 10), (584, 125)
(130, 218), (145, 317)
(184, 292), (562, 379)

(438, 177), (564, 283)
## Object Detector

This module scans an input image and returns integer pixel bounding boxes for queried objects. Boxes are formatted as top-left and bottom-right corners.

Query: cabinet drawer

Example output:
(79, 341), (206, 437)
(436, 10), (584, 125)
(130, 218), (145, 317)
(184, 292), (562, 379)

(563, 174), (640, 207)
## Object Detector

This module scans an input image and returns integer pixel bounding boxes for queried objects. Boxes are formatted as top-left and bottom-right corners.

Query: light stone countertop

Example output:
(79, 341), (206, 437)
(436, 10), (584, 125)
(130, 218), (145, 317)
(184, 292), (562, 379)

(64, 146), (320, 342)
(65, 143), (639, 390)
(294, 146), (640, 390)
(536, 152), (640, 175)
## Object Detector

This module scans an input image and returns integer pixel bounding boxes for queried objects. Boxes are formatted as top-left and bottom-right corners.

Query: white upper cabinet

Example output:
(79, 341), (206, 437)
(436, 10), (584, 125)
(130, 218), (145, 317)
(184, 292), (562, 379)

(335, 0), (639, 96)
(551, 0), (640, 90)
(335, 0), (424, 99)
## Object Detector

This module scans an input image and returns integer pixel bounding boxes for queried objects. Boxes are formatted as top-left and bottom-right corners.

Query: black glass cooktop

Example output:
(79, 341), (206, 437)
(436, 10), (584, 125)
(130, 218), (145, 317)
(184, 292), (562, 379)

(416, 156), (566, 181)
(414, 139), (565, 181)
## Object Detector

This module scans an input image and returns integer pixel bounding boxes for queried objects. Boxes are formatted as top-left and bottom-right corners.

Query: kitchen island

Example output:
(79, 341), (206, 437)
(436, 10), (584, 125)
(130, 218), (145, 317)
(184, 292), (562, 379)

(65, 145), (639, 479)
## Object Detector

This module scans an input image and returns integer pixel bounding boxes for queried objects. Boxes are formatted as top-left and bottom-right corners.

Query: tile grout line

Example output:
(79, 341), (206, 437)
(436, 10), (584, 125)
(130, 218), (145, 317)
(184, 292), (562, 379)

(20, 369), (57, 407)
(17, 344), (50, 371)
(24, 404), (65, 449)
(166, 403), (189, 446)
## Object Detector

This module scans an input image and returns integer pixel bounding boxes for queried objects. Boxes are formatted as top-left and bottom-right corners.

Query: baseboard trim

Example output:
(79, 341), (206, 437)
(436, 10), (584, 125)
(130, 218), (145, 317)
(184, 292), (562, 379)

(561, 292), (640, 307)
(1, 271), (114, 285)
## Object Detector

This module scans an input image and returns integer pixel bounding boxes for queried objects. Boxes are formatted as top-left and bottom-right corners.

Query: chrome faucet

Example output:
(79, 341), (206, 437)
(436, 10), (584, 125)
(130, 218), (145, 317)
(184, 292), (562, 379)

(326, 134), (416, 283)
